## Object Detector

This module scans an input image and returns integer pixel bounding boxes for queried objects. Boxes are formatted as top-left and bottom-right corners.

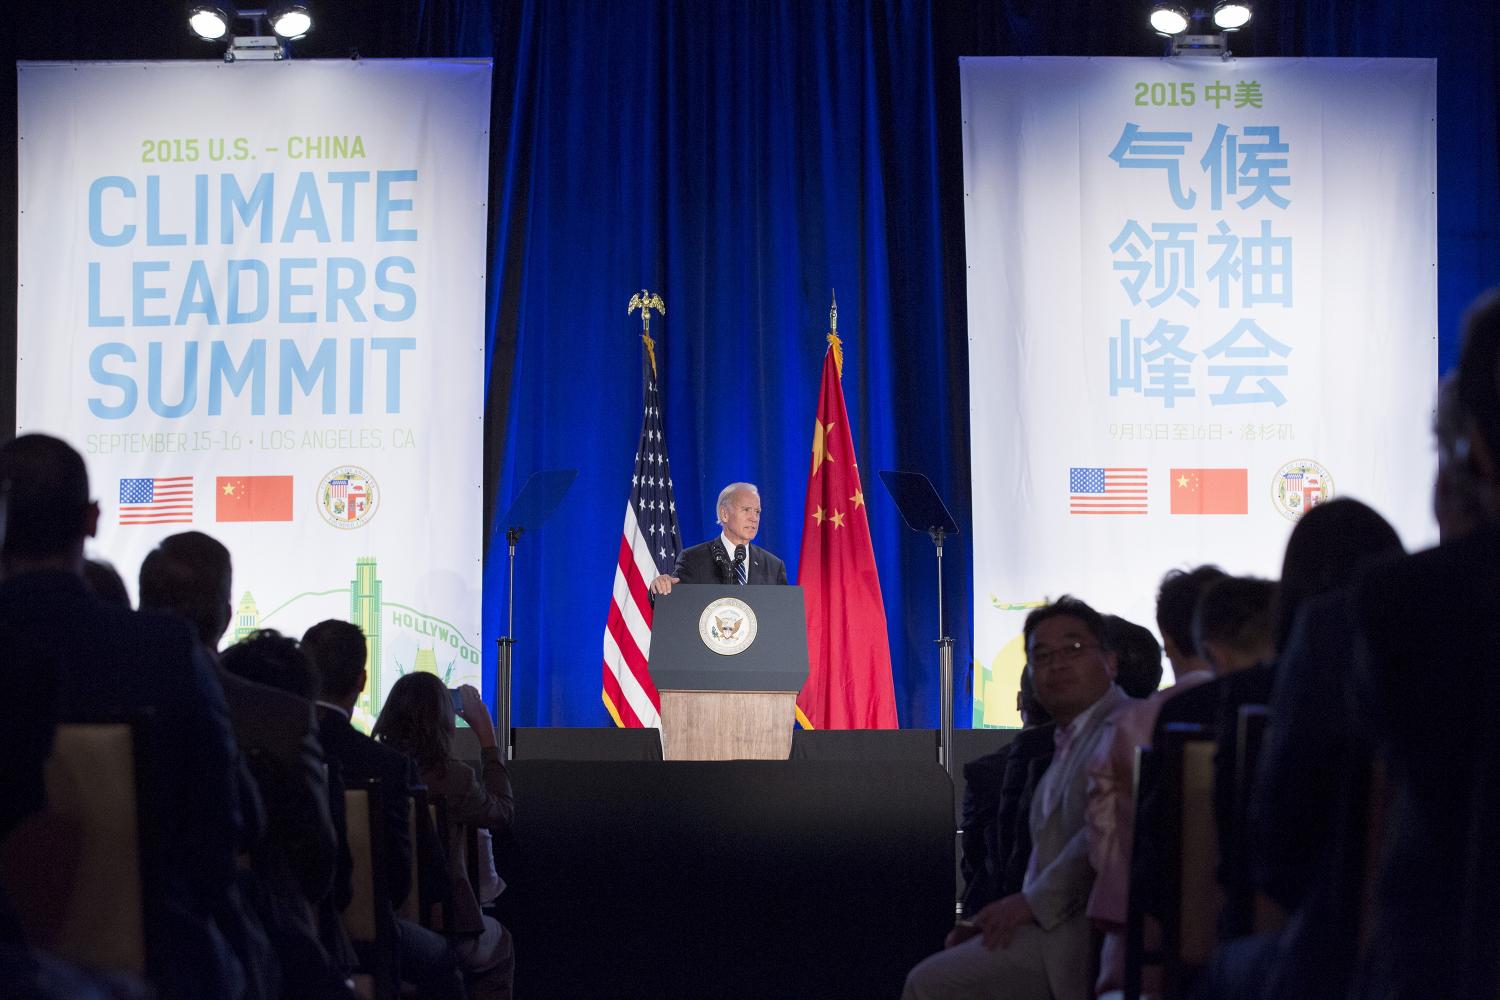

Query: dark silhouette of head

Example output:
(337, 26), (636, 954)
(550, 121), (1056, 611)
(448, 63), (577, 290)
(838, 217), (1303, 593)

(302, 619), (369, 709)
(1017, 665), (1053, 728)
(1452, 289), (1500, 523)
(139, 531), (233, 649)
(1192, 576), (1276, 676)
(83, 558), (131, 609)
(0, 434), (98, 574)
(1104, 614), (1164, 698)
(220, 629), (320, 701)
(1155, 565), (1228, 676)
(372, 671), (455, 772)
(1273, 498), (1403, 654)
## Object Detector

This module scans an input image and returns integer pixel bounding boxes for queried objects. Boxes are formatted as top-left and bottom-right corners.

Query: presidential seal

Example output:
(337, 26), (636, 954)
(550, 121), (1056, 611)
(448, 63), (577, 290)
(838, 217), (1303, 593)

(1271, 460), (1333, 522)
(698, 597), (758, 656)
(317, 465), (379, 529)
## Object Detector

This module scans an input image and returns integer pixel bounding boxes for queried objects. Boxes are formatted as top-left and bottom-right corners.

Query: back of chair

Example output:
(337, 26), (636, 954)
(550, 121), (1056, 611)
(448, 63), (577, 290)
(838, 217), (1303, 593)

(1155, 723), (1221, 1000)
(0, 719), (149, 977)
(425, 796), (454, 933)
(1232, 705), (1286, 935)
(343, 780), (395, 1000)
(398, 791), (421, 924)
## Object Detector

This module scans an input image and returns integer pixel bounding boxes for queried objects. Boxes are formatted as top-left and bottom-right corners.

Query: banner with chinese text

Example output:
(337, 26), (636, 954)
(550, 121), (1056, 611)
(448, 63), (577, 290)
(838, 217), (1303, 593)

(18, 60), (492, 729)
(961, 58), (1437, 726)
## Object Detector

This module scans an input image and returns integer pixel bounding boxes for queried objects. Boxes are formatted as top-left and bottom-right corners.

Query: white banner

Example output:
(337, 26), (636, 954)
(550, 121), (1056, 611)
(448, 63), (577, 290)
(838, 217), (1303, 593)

(961, 57), (1437, 726)
(18, 59), (492, 728)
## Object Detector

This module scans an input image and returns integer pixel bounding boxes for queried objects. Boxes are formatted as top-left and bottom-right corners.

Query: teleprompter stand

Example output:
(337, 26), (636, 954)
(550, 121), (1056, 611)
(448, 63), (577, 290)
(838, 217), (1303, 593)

(878, 470), (961, 782)
(492, 469), (576, 760)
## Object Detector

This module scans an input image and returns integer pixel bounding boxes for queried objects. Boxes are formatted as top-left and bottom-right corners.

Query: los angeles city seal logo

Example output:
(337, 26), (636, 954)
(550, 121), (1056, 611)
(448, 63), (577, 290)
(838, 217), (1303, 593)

(317, 466), (379, 529)
(1271, 460), (1333, 522)
(698, 597), (758, 656)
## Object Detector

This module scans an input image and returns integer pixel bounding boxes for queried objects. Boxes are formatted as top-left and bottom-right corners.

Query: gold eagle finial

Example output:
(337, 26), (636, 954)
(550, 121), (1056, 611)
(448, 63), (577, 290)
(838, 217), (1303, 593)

(628, 289), (666, 376)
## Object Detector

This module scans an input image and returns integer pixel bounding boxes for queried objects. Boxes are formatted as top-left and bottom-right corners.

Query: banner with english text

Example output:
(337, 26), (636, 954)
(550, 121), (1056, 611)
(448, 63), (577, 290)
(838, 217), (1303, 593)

(18, 59), (491, 728)
(960, 58), (1437, 726)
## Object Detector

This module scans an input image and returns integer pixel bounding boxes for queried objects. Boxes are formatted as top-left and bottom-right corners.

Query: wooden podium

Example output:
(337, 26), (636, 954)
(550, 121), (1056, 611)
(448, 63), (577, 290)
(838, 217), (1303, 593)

(649, 585), (810, 761)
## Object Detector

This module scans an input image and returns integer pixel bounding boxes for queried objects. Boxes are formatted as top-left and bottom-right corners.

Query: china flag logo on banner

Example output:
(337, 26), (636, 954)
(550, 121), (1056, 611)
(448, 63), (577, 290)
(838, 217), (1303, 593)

(795, 313), (898, 730)
(216, 475), (295, 522)
(1169, 468), (1249, 515)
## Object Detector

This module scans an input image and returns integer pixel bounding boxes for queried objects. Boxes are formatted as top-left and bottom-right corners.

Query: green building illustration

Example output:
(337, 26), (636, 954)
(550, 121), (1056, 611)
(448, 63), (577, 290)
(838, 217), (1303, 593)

(351, 556), (384, 719)
(234, 591), (260, 643)
(413, 647), (438, 675)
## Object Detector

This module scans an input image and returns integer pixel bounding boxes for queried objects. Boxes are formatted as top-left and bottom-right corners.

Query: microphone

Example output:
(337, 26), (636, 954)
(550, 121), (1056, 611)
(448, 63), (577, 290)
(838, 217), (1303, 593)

(713, 545), (733, 584)
(734, 544), (747, 584)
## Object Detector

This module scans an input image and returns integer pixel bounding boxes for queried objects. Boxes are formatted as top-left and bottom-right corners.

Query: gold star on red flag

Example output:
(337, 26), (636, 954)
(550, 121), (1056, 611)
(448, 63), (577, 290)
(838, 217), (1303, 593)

(831, 510), (846, 528)
(811, 420), (835, 472)
(812, 506), (826, 525)
(850, 490), (865, 509)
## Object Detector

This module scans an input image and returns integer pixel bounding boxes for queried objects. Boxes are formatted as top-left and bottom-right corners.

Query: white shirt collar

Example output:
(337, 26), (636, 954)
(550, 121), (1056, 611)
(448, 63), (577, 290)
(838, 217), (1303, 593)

(719, 533), (749, 561)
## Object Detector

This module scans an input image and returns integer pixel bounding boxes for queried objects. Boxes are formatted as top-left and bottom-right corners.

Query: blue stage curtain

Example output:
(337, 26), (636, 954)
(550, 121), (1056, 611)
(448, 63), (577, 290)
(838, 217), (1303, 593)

(5, 1), (1496, 727)
(484, 0), (969, 727)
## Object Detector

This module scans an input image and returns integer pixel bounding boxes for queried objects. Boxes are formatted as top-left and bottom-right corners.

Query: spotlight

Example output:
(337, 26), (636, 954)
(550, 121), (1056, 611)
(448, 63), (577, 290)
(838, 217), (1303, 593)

(1213, 2), (1253, 29)
(188, 5), (231, 40)
(269, 5), (312, 39)
(1150, 3), (1191, 35)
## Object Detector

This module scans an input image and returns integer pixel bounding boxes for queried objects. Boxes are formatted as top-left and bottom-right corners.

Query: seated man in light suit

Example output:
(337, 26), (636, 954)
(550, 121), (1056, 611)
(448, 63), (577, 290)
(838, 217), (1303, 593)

(650, 482), (787, 594)
(905, 596), (1128, 1000)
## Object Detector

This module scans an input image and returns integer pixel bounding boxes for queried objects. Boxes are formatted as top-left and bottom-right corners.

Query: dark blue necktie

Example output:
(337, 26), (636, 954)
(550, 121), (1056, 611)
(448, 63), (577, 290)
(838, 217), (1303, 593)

(734, 545), (747, 585)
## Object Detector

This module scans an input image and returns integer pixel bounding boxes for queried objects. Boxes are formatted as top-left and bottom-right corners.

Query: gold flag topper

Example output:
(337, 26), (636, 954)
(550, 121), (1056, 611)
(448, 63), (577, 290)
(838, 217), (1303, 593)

(628, 289), (666, 376)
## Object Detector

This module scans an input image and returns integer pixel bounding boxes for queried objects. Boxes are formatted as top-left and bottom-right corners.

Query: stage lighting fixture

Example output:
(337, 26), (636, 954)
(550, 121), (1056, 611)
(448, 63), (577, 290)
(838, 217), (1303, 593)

(189, 5), (231, 40)
(1213, 2), (1253, 29)
(1150, 3), (1191, 35)
(269, 5), (312, 39)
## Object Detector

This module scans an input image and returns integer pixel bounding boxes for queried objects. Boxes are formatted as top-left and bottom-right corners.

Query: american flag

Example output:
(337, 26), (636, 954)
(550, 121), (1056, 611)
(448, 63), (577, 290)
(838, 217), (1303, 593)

(119, 476), (194, 525)
(1069, 467), (1148, 515)
(601, 350), (682, 729)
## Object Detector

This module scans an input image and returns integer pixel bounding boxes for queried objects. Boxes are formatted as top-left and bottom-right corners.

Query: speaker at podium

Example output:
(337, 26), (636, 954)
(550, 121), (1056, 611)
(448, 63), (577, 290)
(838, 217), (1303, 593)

(648, 584), (810, 760)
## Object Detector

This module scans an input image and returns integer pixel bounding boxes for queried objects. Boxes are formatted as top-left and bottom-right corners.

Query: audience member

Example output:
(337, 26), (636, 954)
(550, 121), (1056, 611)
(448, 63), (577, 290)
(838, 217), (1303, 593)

(958, 666), (1056, 919)
(140, 534), (349, 999)
(905, 596), (1127, 1000)
(302, 619), (463, 1000)
(1127, 576), (1274, 946)
(0, 435), (245, 999)
(1345, 288), (1500, 1000)
(374, 674), (516, 999)
(1085, 567), (1224, 994)
(1153, 565), (1227, 682)
(1016, 664), (1052, 728)
(81, 558), (129, 608)
(1102, 613), (1163, 698)
(1195, 500), (1405, 999)
(218, 631), (359, 999)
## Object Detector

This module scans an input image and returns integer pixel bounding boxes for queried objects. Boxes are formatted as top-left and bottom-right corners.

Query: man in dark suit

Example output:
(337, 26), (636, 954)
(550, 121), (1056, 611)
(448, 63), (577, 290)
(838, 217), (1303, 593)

(0, 434), (246, 1000)
(302, 618), (462, 1000)
(650, 482), (788, 593)
(140, 532), (352, 999)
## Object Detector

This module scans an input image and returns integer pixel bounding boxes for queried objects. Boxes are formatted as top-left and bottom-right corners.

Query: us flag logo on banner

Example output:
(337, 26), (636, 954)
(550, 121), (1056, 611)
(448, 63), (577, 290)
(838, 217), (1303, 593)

(119, 476), (194, 525)
(1069, 467), (1148, 515)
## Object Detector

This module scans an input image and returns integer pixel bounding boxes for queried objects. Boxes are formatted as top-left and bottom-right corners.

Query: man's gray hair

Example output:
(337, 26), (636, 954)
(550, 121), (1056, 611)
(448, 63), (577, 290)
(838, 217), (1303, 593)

(717, 482), (760, 519)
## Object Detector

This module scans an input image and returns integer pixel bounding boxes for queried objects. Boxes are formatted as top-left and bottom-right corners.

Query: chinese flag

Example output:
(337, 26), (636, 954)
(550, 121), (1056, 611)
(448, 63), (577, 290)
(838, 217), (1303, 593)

(796, 331), (898, 730)
(1169, 468), (1248, 515)
(216, 475), (294, 522)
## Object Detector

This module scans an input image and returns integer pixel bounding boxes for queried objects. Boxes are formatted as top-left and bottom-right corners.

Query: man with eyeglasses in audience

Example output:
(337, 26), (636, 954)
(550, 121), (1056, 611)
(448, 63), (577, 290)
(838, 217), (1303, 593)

(904, 596), (1127, 1000)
